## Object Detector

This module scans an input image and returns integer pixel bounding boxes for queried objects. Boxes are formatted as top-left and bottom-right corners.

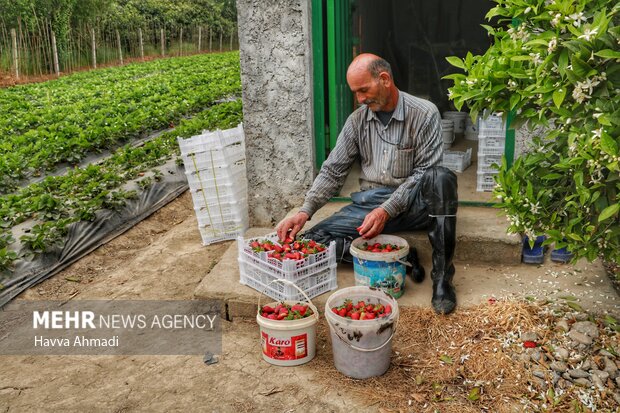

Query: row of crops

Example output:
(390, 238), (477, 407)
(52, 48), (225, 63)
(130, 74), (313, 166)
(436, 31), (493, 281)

(0, 52), (243, 278)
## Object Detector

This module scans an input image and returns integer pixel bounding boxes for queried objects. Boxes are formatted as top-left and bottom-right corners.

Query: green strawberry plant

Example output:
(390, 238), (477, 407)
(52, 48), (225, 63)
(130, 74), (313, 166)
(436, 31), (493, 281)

(445, 0), (619, 263)
(0, 100), (243, 275)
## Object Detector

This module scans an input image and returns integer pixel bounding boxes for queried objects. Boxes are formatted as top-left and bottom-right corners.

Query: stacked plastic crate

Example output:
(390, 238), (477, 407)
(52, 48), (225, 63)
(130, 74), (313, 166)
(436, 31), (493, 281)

(178, 124), (249, 245)
(477, 113), (506, 192)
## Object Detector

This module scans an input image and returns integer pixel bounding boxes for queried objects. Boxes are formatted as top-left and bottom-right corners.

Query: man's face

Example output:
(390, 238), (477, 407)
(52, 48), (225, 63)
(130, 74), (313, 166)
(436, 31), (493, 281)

(346, 68), (389, 112)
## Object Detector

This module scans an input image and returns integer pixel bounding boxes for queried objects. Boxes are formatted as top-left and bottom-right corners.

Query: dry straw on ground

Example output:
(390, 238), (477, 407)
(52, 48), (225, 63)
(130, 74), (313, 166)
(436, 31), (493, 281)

(313, 300), (542, 412)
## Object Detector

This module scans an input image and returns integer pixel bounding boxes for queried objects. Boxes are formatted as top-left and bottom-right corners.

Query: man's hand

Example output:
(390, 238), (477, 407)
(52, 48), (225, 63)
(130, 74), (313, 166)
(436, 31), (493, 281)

(357, 207), (389, 239)
(276, 212), (310, 242)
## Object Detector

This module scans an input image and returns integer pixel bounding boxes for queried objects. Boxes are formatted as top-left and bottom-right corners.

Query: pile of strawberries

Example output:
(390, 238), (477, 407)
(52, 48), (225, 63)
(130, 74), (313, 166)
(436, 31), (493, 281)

(331, 299), (392, 320)
(249, 238), (327, 261)
(358, 242), (403, 253)
(259, 302), (314, 320)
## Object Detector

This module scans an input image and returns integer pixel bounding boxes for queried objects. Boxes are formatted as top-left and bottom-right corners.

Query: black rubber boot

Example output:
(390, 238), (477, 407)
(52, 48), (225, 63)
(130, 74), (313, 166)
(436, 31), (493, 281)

(428, 215), (457, 314)
(407, 247), (425, 283)
(420, 166), (459, 315)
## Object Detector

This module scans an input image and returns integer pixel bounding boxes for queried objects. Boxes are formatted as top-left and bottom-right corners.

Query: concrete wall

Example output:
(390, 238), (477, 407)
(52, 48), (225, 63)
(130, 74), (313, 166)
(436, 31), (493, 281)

(236, 0), (315, 226)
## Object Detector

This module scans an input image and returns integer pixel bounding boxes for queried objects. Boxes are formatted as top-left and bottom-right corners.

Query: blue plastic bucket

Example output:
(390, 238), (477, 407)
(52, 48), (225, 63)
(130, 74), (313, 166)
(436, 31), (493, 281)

(349, 235), (410, 298)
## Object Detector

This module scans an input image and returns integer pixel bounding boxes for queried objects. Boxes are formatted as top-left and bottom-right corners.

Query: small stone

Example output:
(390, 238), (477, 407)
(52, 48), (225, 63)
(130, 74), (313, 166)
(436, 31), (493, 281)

(521, 331), (538, 342)
(557, 378), (570, 389)
(533, 377), (548, 390)
(575, 313), (588, 321)
(604, 357), (619, 378)
(591, 374), (605, 391)
(599, 349), (614, 358)
(556, 319), (570, 332)
(616, 377), (620, 388)
(552, 372), (561, 386)
(562, 372), (572, 381)
(614, 392), (620, 405)
(554, 347), (569, 361)
(568, 330), (593, 345)
(581, 359), (592, 371)
(520, 353), (531, 364)
(532, 369), (546, 379)
(550, 361), (568, 373)
(591, 369), (610, 382)
(571, 321), (599, 339)
(568, 369), (590, 378)
(531, 349), (545, 363)
(574, 378), (592, 387)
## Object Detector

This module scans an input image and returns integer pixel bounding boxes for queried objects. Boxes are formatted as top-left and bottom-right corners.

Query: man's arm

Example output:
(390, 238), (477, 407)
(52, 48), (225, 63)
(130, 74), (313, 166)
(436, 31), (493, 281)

(381, 109), (443, 217)
(276, 117), (360, 240)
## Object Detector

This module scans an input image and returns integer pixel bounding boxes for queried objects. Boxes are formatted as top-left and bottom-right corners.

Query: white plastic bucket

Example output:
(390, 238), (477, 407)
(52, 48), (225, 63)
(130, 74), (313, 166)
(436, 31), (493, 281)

(443, 111), (468, 134)
(350, 235), (409, 298)
(325, 286), (399, 379)
(256, 279), (319, 366)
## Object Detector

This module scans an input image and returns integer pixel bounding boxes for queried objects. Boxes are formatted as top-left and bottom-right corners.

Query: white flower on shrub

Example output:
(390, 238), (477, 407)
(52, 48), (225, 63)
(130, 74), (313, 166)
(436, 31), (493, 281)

(529, 53), (543, 65)
(568, 12), (588, 27)
(578, 27), (598, 41)
(551, 13), (562, 27)
(547, 38), (558, 53)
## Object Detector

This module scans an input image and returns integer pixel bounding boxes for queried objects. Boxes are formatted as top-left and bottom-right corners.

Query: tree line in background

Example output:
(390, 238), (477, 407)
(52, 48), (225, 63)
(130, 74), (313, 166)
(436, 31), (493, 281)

(0, 0), (238, 78)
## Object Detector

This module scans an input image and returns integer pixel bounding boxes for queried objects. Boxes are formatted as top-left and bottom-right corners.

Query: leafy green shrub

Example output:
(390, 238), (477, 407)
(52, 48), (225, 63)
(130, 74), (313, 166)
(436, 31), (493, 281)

(446, 0), (619, 263)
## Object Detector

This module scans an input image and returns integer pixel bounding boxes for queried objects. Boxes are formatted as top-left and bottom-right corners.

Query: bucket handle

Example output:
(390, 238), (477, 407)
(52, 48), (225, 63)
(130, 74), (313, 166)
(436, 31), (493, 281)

(257, 279), (318, 318)
(326, 310), (399, 353)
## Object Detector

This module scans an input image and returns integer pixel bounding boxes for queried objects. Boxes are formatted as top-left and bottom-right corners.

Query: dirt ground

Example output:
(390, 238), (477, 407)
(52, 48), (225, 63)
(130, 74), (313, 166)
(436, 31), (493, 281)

(1, 192), (618, 412)
(1, 192), (365, 412)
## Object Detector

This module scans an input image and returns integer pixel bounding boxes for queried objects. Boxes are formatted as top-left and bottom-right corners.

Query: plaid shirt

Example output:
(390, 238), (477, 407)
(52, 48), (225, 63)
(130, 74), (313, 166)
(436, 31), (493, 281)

(301, 91), (442, 219)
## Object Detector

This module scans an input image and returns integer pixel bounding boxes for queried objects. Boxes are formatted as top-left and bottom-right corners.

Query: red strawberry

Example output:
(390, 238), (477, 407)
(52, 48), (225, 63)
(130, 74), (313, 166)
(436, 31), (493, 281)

(365, 312), (376, 320)
(338, 308), (347, 317)
(351, 312), (360, 320)
(267, 314), (277, 320)
(523, 341), (537, 348)
(332, 307), (339, 315)
(384, 304), (392, 315)
(262, 305), (275, 314)
(365, 304), (374, 312)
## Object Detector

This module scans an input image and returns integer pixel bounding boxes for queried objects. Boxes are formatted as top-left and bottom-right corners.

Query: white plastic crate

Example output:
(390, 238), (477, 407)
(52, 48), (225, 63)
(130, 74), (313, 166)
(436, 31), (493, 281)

(476, 171), (499, 192)
(199, 216), (248, 245)
(190, 184), (247, 206)
(185, 162), (247, 192)
(178, 123), (245, 153)
(478, 136), (506, 156)
(180, 144), (245, 169)
(477, 153), (503, 173)
(189, 179), (248, 204)
(195, 199), (248, 227)
(441, 148), (472, 173)
(237, 234), (338, 301)
(478, 113), (506, 136)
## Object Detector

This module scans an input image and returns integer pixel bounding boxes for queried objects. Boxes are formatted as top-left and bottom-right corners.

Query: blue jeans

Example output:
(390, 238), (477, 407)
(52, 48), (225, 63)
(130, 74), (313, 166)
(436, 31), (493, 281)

(303, 166), (458, 262)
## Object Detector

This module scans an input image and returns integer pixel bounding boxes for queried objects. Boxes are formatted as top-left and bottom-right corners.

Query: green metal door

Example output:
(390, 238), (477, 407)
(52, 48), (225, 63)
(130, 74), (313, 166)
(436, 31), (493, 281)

(312, 0), (355, 169)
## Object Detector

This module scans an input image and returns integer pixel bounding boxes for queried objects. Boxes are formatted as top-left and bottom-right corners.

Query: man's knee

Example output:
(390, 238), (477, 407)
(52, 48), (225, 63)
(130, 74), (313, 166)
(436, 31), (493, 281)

(421, 166), (458, 215)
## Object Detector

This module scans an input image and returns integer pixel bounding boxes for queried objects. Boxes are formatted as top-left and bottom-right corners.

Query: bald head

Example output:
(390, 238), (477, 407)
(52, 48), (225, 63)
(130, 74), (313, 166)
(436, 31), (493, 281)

(347, 54), (393, 80)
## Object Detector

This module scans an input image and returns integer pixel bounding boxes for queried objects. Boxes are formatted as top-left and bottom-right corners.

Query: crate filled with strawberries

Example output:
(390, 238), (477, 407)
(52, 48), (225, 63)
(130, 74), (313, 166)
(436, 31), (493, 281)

(238, 233), (337, 302)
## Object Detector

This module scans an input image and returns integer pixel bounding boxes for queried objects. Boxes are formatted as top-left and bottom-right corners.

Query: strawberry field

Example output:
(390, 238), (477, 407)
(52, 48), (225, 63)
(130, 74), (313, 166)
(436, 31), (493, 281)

(0, 52), (243, 290)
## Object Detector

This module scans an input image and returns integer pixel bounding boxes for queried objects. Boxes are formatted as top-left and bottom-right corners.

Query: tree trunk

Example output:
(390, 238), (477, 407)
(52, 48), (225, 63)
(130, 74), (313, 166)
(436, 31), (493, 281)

(116, 30), (123, 64)
(11, 28), (19, 79)
(160, 28), (165, 56)
(51, 30), (60, 76)
(138, 28), (144, 60)
(198, 26), (202, 52)
(90, 27), (97, 68)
